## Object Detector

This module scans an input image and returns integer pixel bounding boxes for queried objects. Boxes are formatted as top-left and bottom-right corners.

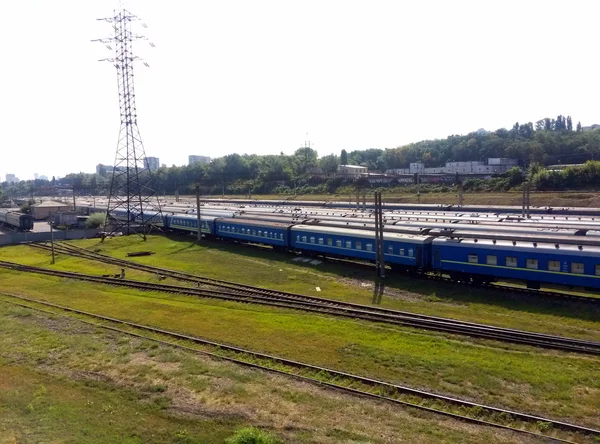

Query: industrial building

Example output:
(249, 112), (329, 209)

(386, 158), (518, 176)
(31, 201), (71, 220)
(338, 164), (368, 176)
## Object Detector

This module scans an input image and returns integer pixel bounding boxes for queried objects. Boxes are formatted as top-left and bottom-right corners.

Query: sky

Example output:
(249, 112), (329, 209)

(1, 0), (598, 181)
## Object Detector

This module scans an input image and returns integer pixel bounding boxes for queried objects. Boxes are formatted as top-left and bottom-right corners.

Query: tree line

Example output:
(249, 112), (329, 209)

(2, 115), (600, 199)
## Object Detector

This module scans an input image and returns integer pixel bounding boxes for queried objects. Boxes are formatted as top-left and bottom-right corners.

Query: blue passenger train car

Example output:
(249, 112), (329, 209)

(138, 211), (165, 228)
(432, 237), (600, 288)
(166, 214), (217, 236)
(215, 218), (291, 248)
(290, 225), (433, 269)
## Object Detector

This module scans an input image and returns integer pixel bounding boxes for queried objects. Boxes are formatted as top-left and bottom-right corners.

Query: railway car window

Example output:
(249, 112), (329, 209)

(595, 265), (600, 276)
(468, 254), (478, 264)
(310, 237), (315, 244)
(526, 259), (538, 270)
(388, 245), (393, 254)
(571, 262), (584, 274)
(280, 233), (284, 239)
(302, 236), (307, 243)
(318, 238), (324, 245)
(336, 240), (342, 247)
(366, 244), (373, 252)
(356, 241), (362, 250)
(258, 230), (262, 236)
(296, 235), (300, 242)
(408, 249), (414, 257)
(327, 238), (333, 246)
(252, 230), (257, 236)
(345, 241), (352, 249)
(399, 248), (404, 256)
(548, 260), (560, 272)
(486, 255), (497, 265)
(506, 257), (517, 267)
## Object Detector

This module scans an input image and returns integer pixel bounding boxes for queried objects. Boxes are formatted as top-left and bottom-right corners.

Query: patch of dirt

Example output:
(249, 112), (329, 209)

(128, 352), (181, 373)
(69, 370), (114, 383)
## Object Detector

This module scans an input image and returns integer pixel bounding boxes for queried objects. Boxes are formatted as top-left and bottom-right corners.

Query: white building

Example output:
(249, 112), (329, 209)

(5, 174), (18, 183)
(144, 157), (160, 171)
(189, 155), (211, 165)
(338, 164), (368, 176)
(386, 158), (519, 176)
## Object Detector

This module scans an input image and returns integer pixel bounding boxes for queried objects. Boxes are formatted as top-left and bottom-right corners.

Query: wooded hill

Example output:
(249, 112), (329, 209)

(2, 115), (600, 197)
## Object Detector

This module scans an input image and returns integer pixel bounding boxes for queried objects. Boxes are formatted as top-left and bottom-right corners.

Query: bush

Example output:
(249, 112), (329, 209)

(86, 212), (106, 229)
(225, 427), (282, 444)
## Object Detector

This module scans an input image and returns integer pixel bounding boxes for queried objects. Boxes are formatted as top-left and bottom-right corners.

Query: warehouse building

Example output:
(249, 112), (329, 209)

(337, 165), (368, 177)
(31, 201), (71, 220)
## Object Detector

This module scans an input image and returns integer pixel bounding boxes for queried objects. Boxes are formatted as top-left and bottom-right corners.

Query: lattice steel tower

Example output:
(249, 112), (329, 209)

(93, 5), (161, 239)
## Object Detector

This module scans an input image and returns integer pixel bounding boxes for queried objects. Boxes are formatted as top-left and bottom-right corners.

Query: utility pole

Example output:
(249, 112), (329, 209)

(522, 184), (526, 217)
(195, 185), (202, 242)
(72, 188), (76, 210)
(374, 192), (385, 279)
(525, 182), (531, 219)
(50, 212), (55, 265)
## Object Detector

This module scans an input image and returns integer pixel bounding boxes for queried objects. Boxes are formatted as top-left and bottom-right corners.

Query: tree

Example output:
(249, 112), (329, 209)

(340, 149), (348, 165)
(577, 121), (583, 133)
(319, 154), (339, 173)
(567, 116), (573, 132)
(86, 212), (106, 229)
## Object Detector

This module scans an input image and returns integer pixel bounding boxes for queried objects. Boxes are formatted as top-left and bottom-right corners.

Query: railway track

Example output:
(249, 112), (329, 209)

(0, 291), (597, 443)
(8, 244), (600, 355)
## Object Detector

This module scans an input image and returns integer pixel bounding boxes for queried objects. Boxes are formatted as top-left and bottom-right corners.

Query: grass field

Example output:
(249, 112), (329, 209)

(0, 303), (542, 444)
(0, 235), (598, 435)
(43, 236), (600, 341)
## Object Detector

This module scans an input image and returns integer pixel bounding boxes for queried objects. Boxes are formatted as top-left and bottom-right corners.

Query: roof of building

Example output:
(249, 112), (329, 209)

(339, 164), (368, 169)
(31, 201), (70, 208)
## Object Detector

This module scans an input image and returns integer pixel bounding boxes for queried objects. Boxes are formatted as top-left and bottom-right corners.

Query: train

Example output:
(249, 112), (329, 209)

(0, 208), (34, 231)
(199, 198), (600, 216)
(104, 207), (600, 291)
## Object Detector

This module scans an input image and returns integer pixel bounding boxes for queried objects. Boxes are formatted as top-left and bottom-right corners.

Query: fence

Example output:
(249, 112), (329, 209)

(0, 229), (100, 247)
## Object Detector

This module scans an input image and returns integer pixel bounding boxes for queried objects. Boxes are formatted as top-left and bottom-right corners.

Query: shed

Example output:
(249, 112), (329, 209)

(31, 201), (71, 220)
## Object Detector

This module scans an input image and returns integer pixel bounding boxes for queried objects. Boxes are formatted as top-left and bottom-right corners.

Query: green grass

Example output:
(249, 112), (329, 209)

(0, 235), (598, 429)
(0, 270), (598, 428)
(56, 234), (600, 342)
(0, 303), (527, 444)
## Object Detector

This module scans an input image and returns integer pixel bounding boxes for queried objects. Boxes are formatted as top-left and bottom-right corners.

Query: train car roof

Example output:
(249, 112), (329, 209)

(432, 236), (600, 257)
(292, 224), (434, 243)
(216, 217), (294, 229)
(168, 213), (218, 221)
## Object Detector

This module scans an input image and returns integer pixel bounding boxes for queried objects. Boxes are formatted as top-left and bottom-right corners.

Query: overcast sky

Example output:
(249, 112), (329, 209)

(1, 0), (598, 181)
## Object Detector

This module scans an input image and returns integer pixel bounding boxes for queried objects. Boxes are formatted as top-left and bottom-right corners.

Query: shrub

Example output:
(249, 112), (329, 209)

(225, 427), (282, 444)
(86, 212), (106, 229)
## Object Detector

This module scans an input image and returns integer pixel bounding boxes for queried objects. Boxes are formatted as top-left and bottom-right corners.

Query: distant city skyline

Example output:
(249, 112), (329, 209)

(1, 0), (598, 181)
